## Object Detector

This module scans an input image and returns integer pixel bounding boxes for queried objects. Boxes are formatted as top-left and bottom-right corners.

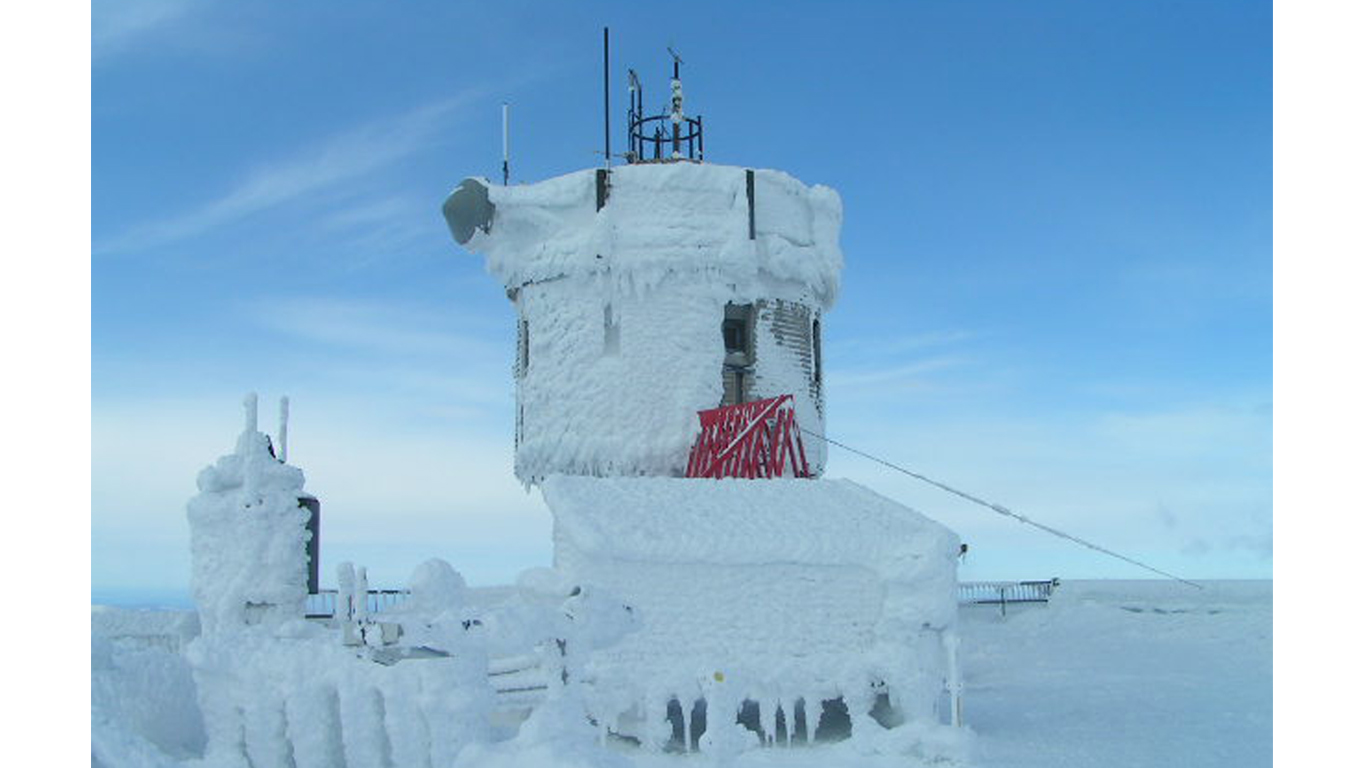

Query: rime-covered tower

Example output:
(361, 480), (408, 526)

(444, 52), (843, 484)
(441, 52), (962, 742)
(445, 160), (841, 483)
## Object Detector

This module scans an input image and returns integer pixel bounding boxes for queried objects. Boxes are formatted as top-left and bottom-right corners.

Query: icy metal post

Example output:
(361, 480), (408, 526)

(668, 47), (683, 159)
(603, 27), (611, 169)
(243, 392), (258, 433)
(502, 102), (510, 186)
(277, 396), (289, 463)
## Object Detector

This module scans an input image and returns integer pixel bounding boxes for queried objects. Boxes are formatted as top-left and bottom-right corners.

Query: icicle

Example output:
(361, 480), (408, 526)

(804, 694), (820, 743)
(685, 698), (696, 753)
(644, 695), (662, 752)
(766, 698), (779, 747)
(786, 697), (798, 746)
(944, 629), (963, 727)
(277, 396), (289, 463)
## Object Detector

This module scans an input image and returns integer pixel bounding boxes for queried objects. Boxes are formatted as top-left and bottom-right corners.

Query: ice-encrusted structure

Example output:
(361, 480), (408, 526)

(177, 151), (961, 764)
(444, 159), (965, 753)
(188, 395), (311, 635)
(449, 162), (841, 482)
(184, 397), (497, 767)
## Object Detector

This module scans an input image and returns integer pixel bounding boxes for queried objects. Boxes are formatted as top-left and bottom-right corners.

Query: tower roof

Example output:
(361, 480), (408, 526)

(445, 162), (844, 308)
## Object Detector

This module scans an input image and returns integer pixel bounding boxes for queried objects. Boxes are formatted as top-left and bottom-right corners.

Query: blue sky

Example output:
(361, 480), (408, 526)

(91, 0), (1271, 597)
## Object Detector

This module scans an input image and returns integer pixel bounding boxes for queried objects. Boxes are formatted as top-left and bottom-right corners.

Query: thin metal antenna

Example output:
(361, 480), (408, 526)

(603, 27), (611, 169)
(501, 102), (509, 186)
(278, 396), (289, 463)
(667, 46), (684, 159)
(243, 392), (257, 433)
(627, 68), (641, 161)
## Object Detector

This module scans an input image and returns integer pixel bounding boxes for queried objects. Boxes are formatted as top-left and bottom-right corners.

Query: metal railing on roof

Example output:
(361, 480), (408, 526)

(305, 589), (410, 620)
(958, 579), (1060, 615)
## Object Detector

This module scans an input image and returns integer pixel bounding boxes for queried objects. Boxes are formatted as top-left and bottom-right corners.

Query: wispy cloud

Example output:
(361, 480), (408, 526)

(95, 95), (478, 255)
(251, 296), (500, 358)
(828, 355), (969, 389)
(824, 392), (1271, 579)
(92, 0), (196, 62)
(830, 329), (977, 361)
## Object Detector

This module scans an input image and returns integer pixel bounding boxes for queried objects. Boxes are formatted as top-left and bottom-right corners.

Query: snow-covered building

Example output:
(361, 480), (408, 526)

(445, 161), (840, 482)
(180, 53), (962, 765)
(442, 59), (963, 748)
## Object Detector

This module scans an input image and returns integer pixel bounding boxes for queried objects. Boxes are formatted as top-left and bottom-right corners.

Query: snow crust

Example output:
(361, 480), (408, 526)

(93, 610), (206, 768)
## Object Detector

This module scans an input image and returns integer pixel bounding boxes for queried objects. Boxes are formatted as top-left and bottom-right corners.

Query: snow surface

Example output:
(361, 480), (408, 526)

(91, 580), (1271, 767)
(450, 163), (842, 481)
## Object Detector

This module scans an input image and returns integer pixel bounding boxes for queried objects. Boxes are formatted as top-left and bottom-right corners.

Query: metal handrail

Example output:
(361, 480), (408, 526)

(957, 579), (1060, 615)
(305, 589), (411, 620)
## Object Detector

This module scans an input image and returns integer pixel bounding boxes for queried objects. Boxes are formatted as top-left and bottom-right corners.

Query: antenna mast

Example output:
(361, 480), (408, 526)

(603, 27), (611, 169)
(278, 396), (289, 463)
(668, 46), (683, 159)
(501, 102), (509, 186)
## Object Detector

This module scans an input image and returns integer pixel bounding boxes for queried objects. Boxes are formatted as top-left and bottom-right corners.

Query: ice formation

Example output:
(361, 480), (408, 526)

(184, 398), (498, 767)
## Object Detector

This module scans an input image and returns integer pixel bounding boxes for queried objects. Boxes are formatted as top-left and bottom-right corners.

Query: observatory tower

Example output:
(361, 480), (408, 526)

(445, 58), (841, 484)
(443, 46), (961, 742)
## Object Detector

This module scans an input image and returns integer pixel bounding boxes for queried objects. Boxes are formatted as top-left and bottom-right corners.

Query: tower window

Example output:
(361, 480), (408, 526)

(722, 303), (754, 362)
(723, 318), (746, 354)
(722, 303), (755, 406)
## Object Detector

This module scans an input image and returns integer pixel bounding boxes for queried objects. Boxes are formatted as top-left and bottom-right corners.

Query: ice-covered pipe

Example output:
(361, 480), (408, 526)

(243, 392), (258, 434)
(278, 396), (290, 463)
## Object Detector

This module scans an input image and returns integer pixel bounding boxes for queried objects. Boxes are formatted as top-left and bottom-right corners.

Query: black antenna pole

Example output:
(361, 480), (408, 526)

(603, 27), (611, 169)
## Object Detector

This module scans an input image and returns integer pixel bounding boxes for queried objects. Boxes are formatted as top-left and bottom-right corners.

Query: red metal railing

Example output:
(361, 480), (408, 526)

(685, 394), (812, 479)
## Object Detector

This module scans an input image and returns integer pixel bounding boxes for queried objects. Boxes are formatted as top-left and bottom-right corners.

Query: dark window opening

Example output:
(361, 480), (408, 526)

(722, 319), (746, 353)
(722, 303), (755, 406)
(812, 317), (822, 385)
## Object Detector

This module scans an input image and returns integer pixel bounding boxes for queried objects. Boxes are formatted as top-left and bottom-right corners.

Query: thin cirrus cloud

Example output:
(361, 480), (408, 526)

(91, 0), (197, 62)
(827, 355), (970, 390)
(94, 94), (481, 256)
(249, 296), (501, 359)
